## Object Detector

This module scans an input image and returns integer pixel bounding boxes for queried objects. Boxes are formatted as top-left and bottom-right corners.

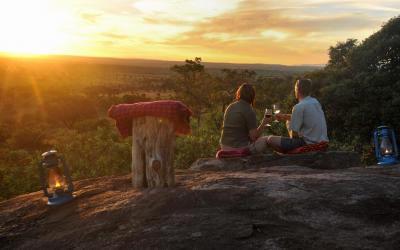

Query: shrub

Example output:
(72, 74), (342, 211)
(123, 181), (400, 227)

(0, 149), (41, 200)
(50, 125), (131, 179)
(175, 115), (220, 169)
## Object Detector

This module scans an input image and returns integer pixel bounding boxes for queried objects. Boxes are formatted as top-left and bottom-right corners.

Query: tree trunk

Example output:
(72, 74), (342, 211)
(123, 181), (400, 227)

(131, 116), (176, 188)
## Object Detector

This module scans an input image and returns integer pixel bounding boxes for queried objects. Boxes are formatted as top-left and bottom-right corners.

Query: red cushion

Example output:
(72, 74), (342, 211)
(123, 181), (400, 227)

(286, 141), (329, 154)
(216, 148), (251, 159)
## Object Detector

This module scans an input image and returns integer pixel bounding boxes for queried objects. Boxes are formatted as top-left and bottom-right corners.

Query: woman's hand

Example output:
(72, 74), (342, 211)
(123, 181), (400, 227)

(261, 116), (273, 126)
(250, 116), (273, 141)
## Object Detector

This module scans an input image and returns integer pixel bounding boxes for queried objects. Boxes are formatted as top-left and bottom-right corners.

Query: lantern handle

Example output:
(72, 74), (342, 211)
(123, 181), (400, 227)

(60, 155), (74, 193)
(38, 160), (50, 197)
(390, 129), (399, 159)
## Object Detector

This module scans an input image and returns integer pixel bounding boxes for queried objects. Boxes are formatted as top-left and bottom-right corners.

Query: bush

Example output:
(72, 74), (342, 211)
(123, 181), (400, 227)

(0, 120), (132, 200)
(0, 149), (41, 200)
(7, 124), (50, 151)
(329, 137), (376, 165)
(175, 133), (220, 169)
(175, 115), (220, 169)
(50, 125), (131, 179)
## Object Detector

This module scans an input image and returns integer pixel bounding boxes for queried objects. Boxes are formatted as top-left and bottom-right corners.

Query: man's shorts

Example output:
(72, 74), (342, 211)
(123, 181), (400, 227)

(279, 136), (306, 151)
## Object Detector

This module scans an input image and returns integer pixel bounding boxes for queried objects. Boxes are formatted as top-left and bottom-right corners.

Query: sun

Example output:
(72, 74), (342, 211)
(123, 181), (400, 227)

(0, 0), (72, 55)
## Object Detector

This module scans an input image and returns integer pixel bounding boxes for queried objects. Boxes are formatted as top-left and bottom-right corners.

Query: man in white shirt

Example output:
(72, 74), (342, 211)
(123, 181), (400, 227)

(266, 79), (329, 152)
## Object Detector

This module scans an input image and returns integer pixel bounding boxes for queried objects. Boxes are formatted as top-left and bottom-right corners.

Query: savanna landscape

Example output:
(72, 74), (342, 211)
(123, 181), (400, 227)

(0, 54), (322, 199)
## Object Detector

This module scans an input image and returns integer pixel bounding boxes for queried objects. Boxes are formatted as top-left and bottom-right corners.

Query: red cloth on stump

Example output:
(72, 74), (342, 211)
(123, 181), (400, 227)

(108, 100), (192, 137)
(216, 148), (251, 159)
(286, 141), (329, 154)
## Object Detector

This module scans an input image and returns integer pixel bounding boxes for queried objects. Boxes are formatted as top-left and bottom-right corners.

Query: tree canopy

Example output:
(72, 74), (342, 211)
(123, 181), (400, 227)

(309, 15), (400, 144)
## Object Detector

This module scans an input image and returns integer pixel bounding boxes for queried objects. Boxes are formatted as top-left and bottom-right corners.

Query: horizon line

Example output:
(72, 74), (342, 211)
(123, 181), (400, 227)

(0, 52), (326, 68)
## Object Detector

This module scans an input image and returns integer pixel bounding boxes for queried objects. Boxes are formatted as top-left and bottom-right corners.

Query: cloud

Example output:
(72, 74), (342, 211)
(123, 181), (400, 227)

(99, 32), (129, 39)
(81, 12), (103, 23)
(174, 1), (380, 37)
(142, 17), (194, 26)
(155, 0), (392, 63)
(50, 0), (400, 64)
(346, 1), (400, 13)
(132, 0), (240, 21)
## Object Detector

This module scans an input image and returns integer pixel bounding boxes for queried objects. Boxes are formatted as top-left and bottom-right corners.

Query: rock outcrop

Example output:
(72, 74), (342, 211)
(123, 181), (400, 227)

(190, 151), (362, 171)
(1, 153), (400, 250)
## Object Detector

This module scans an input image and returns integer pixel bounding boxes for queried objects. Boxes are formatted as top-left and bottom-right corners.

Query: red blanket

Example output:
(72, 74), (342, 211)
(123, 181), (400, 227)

(216, 148), (251, 159)
(108, 100), (192, 137)
(286, 141), (329, 154)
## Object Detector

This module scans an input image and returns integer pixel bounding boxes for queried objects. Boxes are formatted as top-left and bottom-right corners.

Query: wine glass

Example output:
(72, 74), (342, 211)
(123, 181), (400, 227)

(264, 108), (272, 127)
(273, 104), (280, 122)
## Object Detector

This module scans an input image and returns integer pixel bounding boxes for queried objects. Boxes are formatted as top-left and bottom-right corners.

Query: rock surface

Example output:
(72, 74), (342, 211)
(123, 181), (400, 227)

(190, 151), (363, 171)
(1, 157), (400, 250)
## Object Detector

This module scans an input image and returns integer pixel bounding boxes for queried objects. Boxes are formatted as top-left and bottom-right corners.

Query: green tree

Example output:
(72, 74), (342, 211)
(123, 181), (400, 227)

(327, 39), (358, 70)
(310, 15), (400, 147)
(170, 57), (214, 126)
(350, 16), (400, 75)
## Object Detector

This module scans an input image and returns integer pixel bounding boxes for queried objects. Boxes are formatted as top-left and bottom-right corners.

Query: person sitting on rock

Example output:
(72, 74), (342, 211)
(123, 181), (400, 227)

(266, 79), (329, 152)
(219, 83), (272, 154)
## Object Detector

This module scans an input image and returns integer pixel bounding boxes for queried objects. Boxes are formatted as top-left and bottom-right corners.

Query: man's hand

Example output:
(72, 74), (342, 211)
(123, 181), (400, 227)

(275, 113), (291, 122)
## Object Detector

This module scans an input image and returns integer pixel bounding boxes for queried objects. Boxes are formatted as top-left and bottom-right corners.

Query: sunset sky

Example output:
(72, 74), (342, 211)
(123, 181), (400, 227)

(0, 0), (399, 65)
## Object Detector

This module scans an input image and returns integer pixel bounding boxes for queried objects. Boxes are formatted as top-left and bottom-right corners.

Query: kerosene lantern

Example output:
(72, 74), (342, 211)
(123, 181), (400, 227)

(374, 126), (399, 166)
(38, 150), (74, 205)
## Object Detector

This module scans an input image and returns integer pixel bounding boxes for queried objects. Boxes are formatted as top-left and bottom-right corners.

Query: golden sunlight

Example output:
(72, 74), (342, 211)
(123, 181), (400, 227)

(0, 0), (396, 64)
(0, 0), (72, 55)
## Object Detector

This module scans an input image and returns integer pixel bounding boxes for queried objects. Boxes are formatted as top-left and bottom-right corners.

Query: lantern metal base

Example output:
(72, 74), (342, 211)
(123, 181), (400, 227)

(47, 192), (74, 206)
(377, 156), (398, 166)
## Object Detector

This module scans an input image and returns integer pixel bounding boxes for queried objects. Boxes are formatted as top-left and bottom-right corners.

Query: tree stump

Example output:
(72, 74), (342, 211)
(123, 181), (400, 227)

(131, 116), (176, 188)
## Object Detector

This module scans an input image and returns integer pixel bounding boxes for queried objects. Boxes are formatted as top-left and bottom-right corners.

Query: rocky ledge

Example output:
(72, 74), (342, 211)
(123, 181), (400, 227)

(1, 152), (400, 250)
(190, 151), (362, 171)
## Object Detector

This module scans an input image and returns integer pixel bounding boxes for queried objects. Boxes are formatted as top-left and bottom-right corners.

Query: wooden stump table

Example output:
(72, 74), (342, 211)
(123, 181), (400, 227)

(108, 100), (192, 188)
(131, 116), (176, 188)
